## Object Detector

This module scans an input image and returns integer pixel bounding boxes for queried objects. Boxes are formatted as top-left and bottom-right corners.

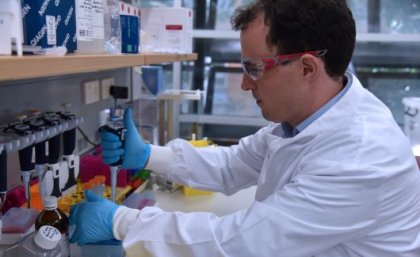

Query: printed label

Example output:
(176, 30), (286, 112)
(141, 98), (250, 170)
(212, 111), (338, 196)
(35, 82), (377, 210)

(39, 0), (52, 17)
(46, 15), (57, 45)
(21, 4), (31, 19)
(42, 226), (60, 239)
(165, 24), (183, 30)
(76, 0), (93, 41)
(92, 0), (104, 39)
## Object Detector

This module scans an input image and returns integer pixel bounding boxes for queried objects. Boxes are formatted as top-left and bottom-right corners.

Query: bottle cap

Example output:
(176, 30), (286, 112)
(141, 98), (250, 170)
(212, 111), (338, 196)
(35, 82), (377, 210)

(42, 196), (58, 210)
(34, 225), (61, 250)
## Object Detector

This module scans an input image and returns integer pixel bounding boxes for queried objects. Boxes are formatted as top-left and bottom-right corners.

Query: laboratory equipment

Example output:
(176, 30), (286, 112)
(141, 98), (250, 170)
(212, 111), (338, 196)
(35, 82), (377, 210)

(0, 109), (84, 212)
(4, 115), (35, 208)
(26, 112), (49, 197)
(99, 121), (126, 202)
(59, 104), (80, 193)
(42, 113), (68, 198)
(158, 89), (203, 145)
(0, 207), (38, 245)
(3, 225), (61, 257)
(2, 207), (38, 234)
(99, 86), (128, 202)
(35, 196), (70, 257)
(25, 112), (50, 206)
(154, 90), (203, 192)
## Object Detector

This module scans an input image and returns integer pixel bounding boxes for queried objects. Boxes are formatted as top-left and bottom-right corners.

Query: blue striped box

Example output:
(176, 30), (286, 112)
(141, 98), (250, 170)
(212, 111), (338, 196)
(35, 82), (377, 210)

(21, 0), (77, 53)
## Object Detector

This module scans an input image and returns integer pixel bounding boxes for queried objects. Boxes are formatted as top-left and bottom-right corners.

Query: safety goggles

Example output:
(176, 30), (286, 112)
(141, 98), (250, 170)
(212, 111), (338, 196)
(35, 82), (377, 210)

(241, 49), (328, 81)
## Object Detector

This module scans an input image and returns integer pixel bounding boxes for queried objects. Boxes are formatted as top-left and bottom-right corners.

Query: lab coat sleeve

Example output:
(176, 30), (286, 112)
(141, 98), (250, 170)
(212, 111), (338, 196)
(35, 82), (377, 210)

(148, 126), (271, 195)
(115, 160), (380, 257)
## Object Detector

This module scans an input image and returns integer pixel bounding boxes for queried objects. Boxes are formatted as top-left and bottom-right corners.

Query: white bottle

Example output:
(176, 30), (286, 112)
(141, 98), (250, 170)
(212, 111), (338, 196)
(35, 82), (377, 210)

(3, 225), (62, 257)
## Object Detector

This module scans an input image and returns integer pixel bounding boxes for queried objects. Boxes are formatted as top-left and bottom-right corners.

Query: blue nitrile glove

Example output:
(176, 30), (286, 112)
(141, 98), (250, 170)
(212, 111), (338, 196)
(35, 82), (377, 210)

(100, 107), (151, 169)
(69, 190), (120, 245)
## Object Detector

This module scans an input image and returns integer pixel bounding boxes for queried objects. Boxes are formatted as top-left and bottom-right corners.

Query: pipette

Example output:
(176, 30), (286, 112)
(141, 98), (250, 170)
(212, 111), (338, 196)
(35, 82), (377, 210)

(99, 122), (125, 202)
(5, 115), (35, 208)
(42, 113), (63, 198)
(59, 104), (78, 191)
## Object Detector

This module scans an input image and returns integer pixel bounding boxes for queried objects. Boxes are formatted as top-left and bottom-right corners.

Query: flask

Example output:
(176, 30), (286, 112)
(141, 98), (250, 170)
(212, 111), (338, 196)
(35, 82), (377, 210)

(35, 196), (70, 257)
(3, 225), (61, 257)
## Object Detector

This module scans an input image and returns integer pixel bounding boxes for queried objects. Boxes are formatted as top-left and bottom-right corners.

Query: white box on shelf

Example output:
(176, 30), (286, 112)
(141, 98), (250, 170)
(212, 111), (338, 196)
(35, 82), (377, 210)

(0, 13), (12, 55)
(0, 0), (23, 56)
(140, 7), (193, 54)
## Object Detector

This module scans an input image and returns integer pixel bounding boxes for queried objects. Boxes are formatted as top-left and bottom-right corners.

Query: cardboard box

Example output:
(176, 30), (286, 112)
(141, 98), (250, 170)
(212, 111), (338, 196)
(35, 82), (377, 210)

(140, 7), (193, 53)
(21, 0), (77, 53)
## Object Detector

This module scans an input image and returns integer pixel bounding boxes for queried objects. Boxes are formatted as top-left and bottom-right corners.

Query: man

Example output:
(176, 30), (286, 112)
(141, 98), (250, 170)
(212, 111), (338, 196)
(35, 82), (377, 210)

(69, 0), (420, 256)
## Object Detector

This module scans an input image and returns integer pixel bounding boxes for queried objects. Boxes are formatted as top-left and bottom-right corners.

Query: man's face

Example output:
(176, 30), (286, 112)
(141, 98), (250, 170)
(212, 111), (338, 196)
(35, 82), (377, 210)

(240, 16), (307, 125)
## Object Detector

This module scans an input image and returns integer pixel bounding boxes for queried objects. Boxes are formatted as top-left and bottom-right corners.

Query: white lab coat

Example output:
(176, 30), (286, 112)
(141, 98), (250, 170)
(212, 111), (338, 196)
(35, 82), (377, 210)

(113, 73), (420, 257)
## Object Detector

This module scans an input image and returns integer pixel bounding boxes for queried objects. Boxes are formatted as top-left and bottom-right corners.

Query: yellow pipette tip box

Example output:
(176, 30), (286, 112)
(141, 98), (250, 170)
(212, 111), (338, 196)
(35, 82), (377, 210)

(182, 137), (214, 196)
(182, 186), (213, 196)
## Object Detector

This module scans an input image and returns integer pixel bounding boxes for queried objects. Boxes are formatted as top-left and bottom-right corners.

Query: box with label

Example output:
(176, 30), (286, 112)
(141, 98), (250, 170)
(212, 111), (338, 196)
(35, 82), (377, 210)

(140, 7), (193, 53)
(119, 2), (139, 54)
(141, 66), (163, 95)
(21, 0), (77, 53)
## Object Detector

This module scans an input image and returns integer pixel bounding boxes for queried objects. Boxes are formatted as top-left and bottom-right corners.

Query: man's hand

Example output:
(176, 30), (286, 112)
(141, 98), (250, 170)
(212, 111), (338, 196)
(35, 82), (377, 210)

(100, 107), (151, 169)
(69, 190), (120, 245)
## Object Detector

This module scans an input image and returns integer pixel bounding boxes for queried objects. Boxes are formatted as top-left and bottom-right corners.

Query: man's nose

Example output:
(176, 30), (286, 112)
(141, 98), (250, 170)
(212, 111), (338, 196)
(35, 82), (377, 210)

(241, 74), (256, 91)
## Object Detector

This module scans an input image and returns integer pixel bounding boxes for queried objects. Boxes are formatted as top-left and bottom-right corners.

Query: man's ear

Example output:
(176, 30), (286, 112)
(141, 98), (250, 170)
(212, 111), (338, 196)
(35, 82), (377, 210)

(299, 54), (318, 79)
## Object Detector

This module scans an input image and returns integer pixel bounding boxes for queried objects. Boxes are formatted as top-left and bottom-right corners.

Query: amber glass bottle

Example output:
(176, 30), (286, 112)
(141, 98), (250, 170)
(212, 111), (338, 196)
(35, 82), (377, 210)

(35, 196), (70, 257)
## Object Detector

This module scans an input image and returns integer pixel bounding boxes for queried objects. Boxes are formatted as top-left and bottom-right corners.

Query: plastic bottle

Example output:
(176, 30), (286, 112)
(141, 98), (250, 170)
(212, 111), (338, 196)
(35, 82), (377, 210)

(103, 0), (121, 54)
(3, 225), (61, 257)
(35, 196), (70, 257)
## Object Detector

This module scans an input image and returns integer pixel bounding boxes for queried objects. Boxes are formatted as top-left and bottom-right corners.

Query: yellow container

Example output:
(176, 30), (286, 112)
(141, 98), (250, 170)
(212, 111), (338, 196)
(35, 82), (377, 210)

(182, 186), (213, 196)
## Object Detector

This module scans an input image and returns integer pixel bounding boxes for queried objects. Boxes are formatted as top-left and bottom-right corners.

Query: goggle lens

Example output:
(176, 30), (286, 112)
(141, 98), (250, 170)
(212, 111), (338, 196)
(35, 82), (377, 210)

(241, 60), (265, 80)
(241, 49), (328, 81)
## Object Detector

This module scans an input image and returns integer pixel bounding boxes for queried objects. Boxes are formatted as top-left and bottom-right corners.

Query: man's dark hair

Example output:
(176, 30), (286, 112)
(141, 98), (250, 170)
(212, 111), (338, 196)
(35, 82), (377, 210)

(231, 0), (356, 78)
